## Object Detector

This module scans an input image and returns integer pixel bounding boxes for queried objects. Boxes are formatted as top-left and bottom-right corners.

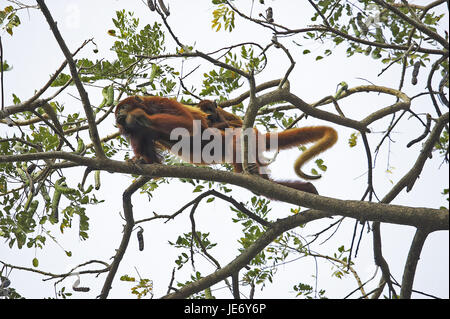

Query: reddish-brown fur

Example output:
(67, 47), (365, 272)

(197, 100), (244, 129)
(115, 96), (338, 195)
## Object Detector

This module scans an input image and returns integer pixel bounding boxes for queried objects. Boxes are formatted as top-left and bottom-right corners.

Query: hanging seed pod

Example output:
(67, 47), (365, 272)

(72, 276), (90, 292)
(350, 18), (360, 37)
(26, 163), (37, 174)
(0, 276), (11, 288)
(106, 85), (114, 106)
(147, 0), (156, 11)
(356, 13), (368, 35)
(137, 227), (144, 251)
(266, 7), (274, 23)
(51, 178), (66, 223)
(94, 170), (101, 190)
(411, 61), (421, 85)
(157, 0), (170, 16)
(75, 138), (86, 154)
(40, 184), (51, 203)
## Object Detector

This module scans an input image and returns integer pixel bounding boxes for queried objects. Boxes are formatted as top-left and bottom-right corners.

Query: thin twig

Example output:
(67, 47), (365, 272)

(407, 114), (432, 148)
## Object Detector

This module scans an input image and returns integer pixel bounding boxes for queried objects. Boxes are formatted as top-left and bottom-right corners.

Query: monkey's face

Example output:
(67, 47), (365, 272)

(198, 100), (219, 121)
(115, 105), (125, 125)
(115, 103), (133, 127)
(115, 101), (152, 134)
(197, 100), (216, 111)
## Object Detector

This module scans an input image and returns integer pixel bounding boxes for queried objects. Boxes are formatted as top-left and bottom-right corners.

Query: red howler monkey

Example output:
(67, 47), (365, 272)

(115, 95), (338, 195)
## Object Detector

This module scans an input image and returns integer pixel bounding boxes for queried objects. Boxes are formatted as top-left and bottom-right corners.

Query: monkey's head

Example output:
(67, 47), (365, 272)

(197, 100), (219, 121)
(115, 96), (150, 134)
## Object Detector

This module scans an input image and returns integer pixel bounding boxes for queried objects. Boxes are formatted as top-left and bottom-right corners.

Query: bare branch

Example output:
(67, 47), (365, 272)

(407, 113), (432, 148)
(99, 176), (151, 299)
(232, 272), (240, 299)
(371, 112), (450, 298)
(383, 112), (449, 200)
(162, 209), (331, 298)
(281, 91), (369, 132)
(0, 151), (448, 230)
(400, 228), (430, 298)
(372, 221), (398, 297)
(36, 0), (105, 158)
(427, 53), (449, 119)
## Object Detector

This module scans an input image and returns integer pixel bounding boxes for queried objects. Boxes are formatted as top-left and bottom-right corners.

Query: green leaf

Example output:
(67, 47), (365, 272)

(193, 185), (204, 193)
(348, 132), (359, 147)
(120, 275), (136, 282)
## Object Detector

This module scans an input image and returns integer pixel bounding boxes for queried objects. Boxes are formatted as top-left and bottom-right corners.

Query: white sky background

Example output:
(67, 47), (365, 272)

(0, 0), (448, 299)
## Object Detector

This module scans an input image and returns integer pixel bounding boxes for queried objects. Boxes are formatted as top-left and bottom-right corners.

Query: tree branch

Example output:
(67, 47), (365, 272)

(383, 112), (449, 201)
(400, 228), (430, 299)
(276, 26), (446, 56)
(371, 111), (449, 298)
(372, 0), (449, 50)
(98, 176), (151, 299)
(281, 91), (369, 132)
(162, 209), (331, 298)
(36, 0), (105, 158)
(0, 154), (447, 231)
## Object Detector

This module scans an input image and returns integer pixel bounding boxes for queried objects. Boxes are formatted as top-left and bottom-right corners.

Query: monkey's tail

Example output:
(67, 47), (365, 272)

(265, 126), (338, 180)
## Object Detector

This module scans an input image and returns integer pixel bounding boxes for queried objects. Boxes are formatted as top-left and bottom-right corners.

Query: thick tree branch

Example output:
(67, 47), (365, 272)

(162, 209), (331, 298)
(0, 98), (47, 121)
(400, 228), (430, 299)
(219, 79), (282, 108)
(98, 176), (151, 299)
(36, 0), (105, 158)
(281, 91), (369, 132)
(0, 153), (447, 231)
(371, 111), (449, 298)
